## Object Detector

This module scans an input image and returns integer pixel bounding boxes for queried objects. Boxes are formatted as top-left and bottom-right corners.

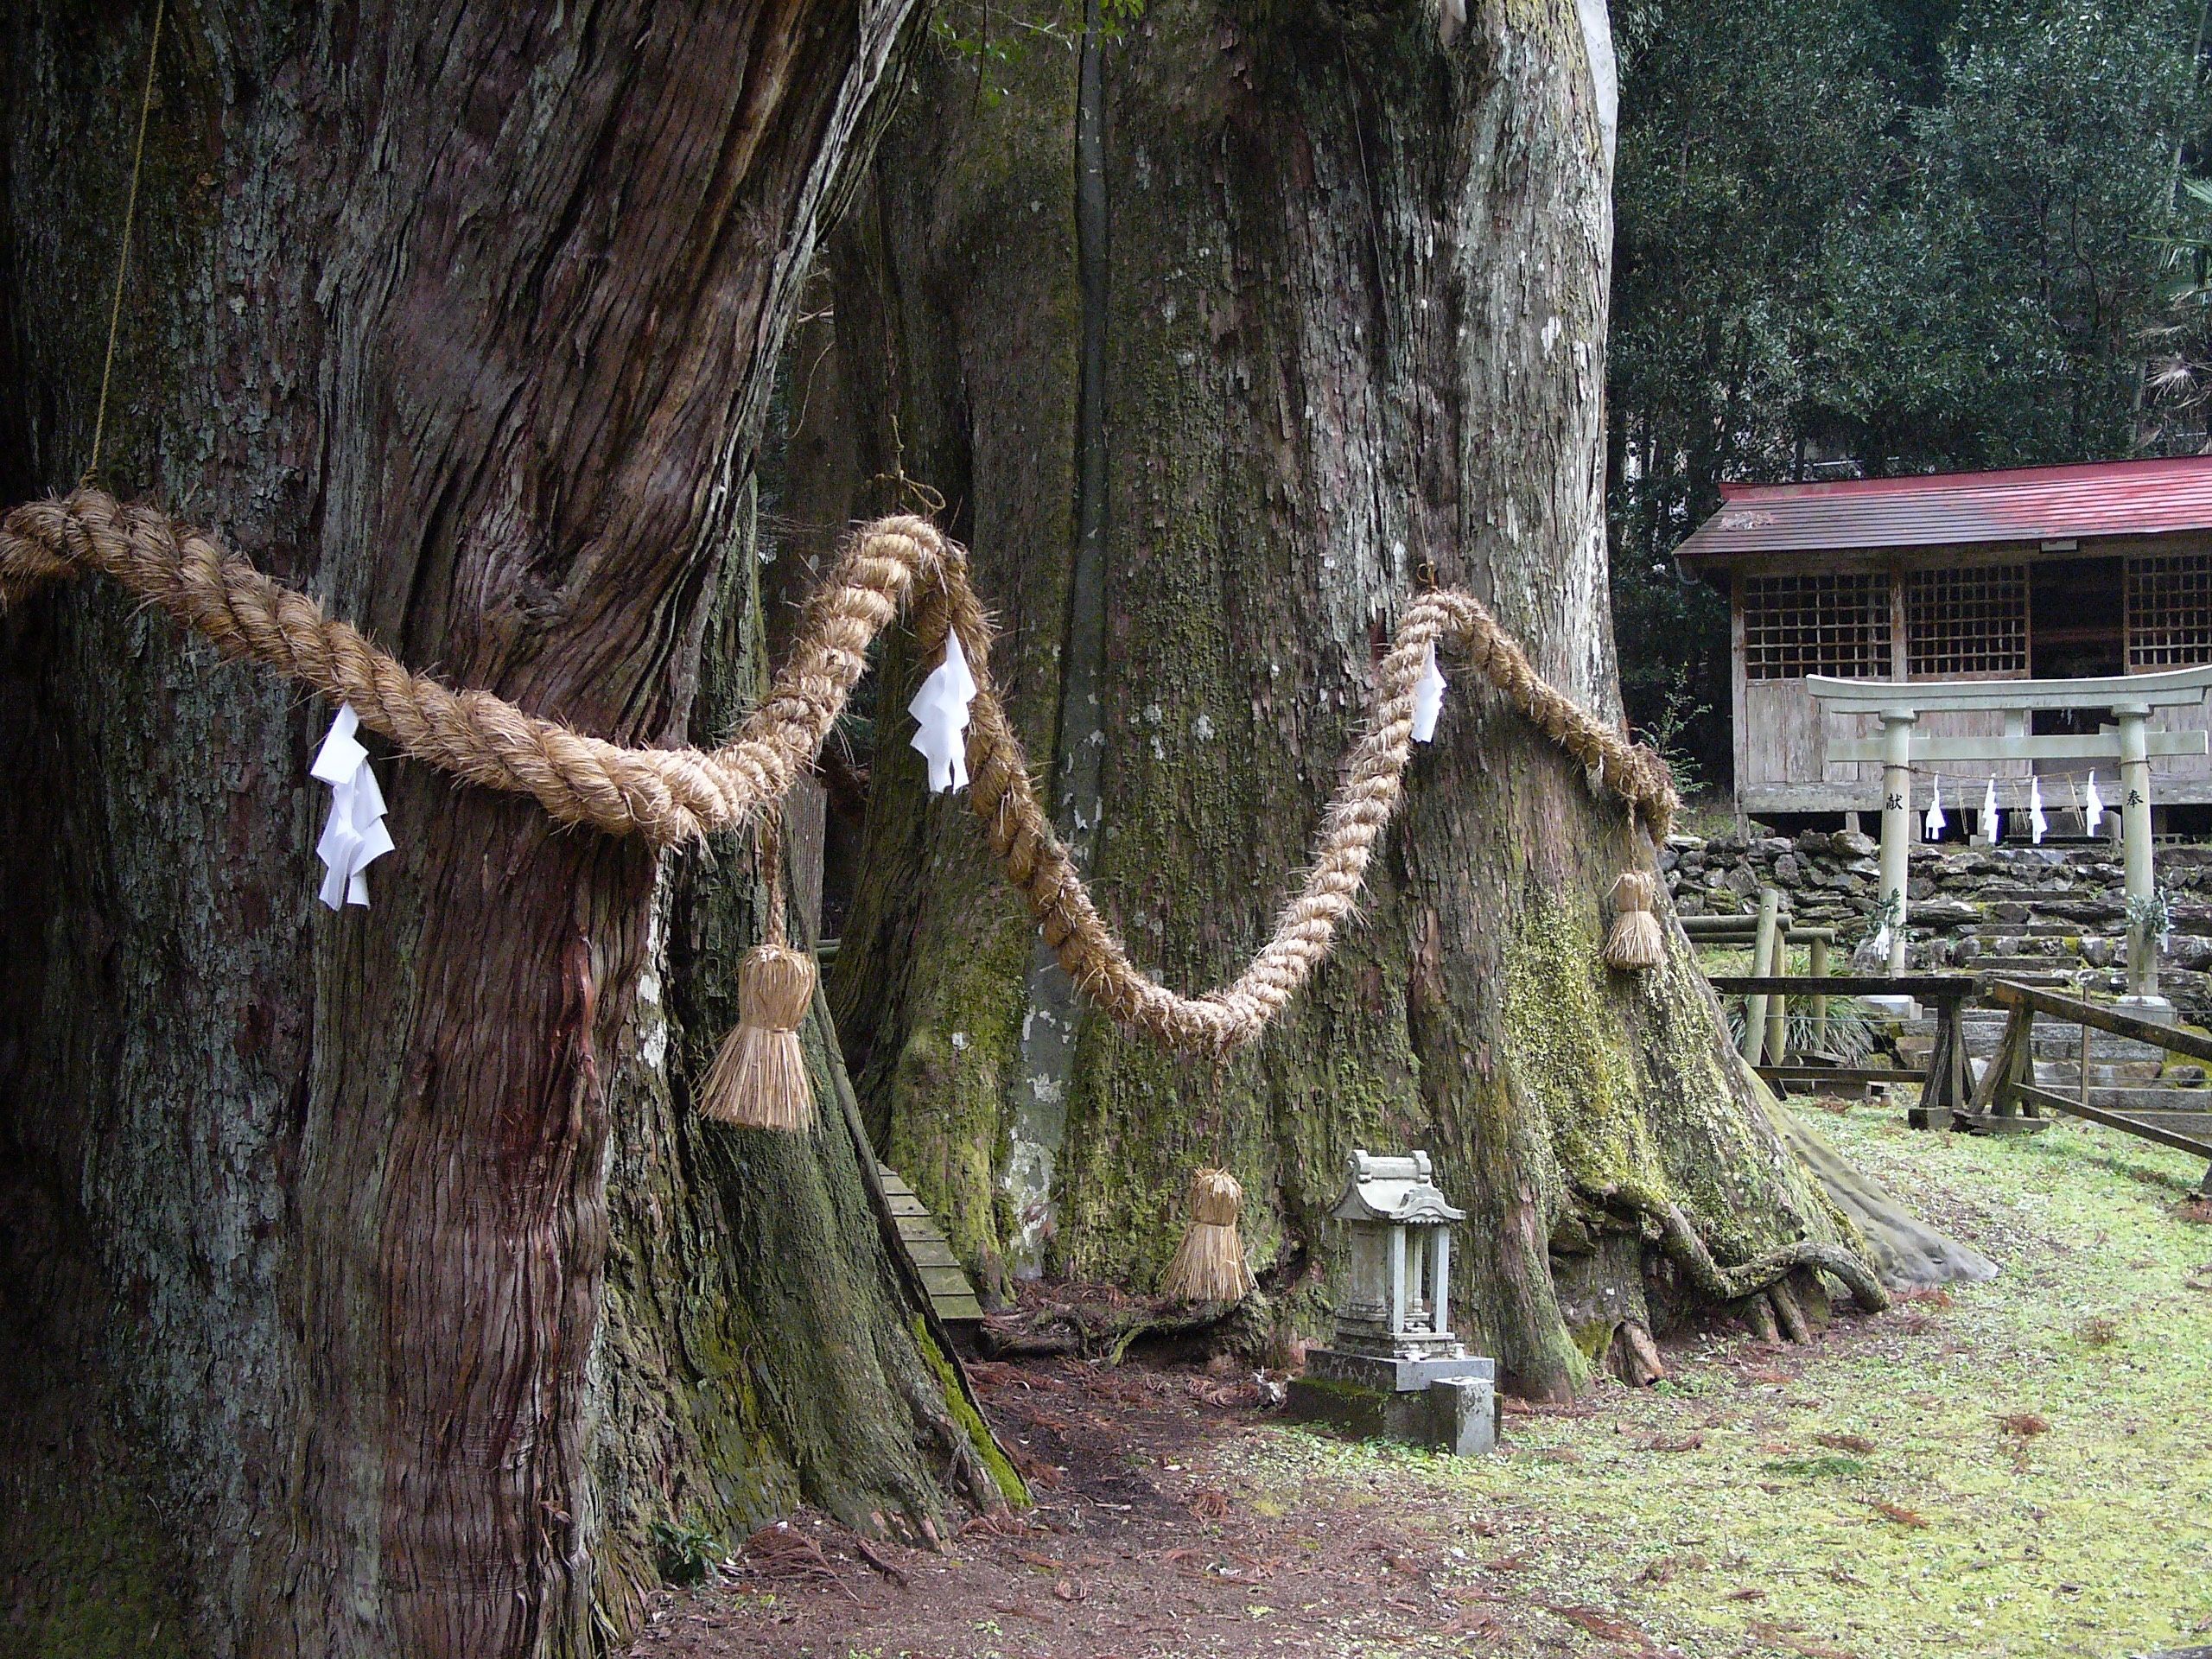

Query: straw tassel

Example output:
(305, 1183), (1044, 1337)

(699, 809), (818, 1131)
(1160, 1167), (1257, 1304)
(1604, 869), (1666, 972)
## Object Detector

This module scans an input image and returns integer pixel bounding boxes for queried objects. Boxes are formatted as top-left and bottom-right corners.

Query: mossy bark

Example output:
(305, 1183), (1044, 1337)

(0, 6), (997, 1656)
(822, 0), (1928, 1397)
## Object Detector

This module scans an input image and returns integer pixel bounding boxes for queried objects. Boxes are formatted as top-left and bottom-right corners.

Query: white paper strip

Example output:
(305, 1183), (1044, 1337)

(1983, 777), (2000, 843)
(2029, 774), (2048, 845)
(313, 702), (394, 910)
(2085, 770), (2106, 834)
(909, 630), (978, 794)
(1923, 773), (1946, 842)
(1410, 642), (1446, 745)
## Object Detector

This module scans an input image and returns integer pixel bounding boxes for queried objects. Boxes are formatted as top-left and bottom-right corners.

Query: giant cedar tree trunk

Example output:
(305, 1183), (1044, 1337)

(826, 0), (1945, 1393)
(0, 6), (1004, 1657)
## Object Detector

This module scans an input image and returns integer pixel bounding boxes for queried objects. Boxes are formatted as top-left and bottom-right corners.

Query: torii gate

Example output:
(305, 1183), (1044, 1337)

(1808, 664), (2212, 1005)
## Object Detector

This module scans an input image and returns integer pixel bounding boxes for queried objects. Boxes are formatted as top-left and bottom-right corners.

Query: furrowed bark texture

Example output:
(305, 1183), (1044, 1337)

(827, 0), (1875, 1395)
(0, 5), (982, 1657)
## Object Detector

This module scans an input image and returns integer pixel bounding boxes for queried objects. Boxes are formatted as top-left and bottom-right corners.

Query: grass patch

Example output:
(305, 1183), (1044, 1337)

(1229, 1100), (2212, 1657)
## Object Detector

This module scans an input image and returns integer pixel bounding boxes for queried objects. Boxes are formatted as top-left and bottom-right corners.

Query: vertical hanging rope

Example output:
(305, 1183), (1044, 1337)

(84, 0), (167, 486)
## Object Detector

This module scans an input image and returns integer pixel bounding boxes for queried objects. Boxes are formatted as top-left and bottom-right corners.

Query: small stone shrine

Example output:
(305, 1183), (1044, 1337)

(1287, 1150), (1497, 1455)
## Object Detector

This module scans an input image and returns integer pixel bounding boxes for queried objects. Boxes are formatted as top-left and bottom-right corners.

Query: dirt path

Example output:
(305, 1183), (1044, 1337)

(628, 1357), (1485, 1658)
(628, 1098), (2212, 1659)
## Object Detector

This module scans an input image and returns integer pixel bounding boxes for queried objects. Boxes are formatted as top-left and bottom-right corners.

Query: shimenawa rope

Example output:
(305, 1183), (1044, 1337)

(0, 488), (1678, 1054)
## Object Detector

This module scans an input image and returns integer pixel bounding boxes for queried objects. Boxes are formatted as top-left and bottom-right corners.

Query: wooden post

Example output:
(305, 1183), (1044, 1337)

(2080, 1020), (2093, 1111)
(1878, 709), (1916, 975)
(1912, 994), (1970, 1131)
(1741, 888), (1780, 1065)
(2117, 704), (2158, 1001)
(1766, 936), (1789, 1067)
(1965, 1001), (2036, 1126)
(1808, 935), (1830, 1054)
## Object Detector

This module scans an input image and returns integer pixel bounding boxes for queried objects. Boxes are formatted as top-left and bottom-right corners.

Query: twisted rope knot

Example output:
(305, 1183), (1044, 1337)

(0, 488), (1677, 1052)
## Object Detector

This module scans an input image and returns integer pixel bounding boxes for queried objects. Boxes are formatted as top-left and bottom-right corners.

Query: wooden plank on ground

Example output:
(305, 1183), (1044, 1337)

(875, 1163), (984, 1325)
(902, 1239), (966, 1269)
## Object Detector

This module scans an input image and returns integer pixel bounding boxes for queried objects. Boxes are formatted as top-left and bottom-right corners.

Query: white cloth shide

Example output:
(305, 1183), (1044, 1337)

(1983, 777), (2001, 843)
(2084, 771), (2106, 836)
(2029, 774), (2048, 845)
(1923, 773), (1946, 842)
(1410, 642), (1446, 745)
(910, 629), (978, 793)
(311, 702), (394, 911)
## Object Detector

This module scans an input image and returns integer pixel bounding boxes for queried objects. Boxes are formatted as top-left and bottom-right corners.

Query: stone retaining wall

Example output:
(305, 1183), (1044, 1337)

(1662, 830), (2212, 1019)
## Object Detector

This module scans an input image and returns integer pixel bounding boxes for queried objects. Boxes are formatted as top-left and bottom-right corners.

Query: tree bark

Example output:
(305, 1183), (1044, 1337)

(826, 0), (1963, 1397)
(0, 5), (1002, 1657)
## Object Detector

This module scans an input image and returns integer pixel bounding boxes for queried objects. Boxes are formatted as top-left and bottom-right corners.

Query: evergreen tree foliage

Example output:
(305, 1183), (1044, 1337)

(1610, 0), (2212, 786)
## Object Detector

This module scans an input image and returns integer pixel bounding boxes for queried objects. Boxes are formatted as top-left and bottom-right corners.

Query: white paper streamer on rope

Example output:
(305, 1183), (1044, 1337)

(909, 629), (978, 793)
(2029, 774), (2048, 845)
(2085, 771), (2106, 835)
(1923, 773), (1947, 842)
(1983, 777), (2001, 843)
(1410, 641), (1446, 744)
(311, 702), (394, 911)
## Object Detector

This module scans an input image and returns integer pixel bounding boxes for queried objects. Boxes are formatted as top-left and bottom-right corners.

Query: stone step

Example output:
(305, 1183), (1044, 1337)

(2068, 1084), (2212, 1114)
(1965, 956), (2089, 976)
(1901, 1044), (2164, 1082)
(1972, 891), (2123, 913)
(1900, 1019), (2171, 1065)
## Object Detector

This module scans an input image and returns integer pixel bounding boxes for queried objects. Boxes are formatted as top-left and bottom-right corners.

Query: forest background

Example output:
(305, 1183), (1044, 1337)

(1605, 0), (2212, 790)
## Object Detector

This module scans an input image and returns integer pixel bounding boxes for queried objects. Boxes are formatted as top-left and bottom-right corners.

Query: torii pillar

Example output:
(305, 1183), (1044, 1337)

(1878, 709), (1916, 976)
(2115, 703), (2168, 1015)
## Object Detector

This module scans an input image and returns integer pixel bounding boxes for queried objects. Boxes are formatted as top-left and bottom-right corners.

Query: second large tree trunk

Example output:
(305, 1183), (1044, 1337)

(827, 0), (1922, 1395)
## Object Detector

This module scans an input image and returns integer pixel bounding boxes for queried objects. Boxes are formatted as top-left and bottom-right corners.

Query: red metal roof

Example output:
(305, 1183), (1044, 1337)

(1675, 454), (2212, 565)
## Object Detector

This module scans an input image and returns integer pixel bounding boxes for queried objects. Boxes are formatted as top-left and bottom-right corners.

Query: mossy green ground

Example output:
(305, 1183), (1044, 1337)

(1228, 1099), (2212, 1657)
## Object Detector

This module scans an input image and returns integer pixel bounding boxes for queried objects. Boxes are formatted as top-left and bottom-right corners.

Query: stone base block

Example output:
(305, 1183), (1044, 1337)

(1303, 1346), (1496, 1394)
(1286, 1365), (1499, 1457)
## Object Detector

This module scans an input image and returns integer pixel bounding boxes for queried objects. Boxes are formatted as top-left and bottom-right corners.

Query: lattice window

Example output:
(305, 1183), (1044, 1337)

(1742, 572), (1891, 680)
(2129, 553), (2212, 668)
(1905, 565), (2026, 677)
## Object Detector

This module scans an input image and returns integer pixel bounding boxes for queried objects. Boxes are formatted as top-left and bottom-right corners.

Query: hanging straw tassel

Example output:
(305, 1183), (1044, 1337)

(1604, 869), (1667, 972)
(700, 809), (819, 1130)
(1160, 1167), (1257, 1304)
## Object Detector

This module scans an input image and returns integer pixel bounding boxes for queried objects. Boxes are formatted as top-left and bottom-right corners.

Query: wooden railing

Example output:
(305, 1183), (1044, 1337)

(1965, 982), (2212, 1192)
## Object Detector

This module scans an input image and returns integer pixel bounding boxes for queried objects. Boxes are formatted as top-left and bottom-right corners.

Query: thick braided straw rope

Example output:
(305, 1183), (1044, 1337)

(0, 489), (1677, 1052)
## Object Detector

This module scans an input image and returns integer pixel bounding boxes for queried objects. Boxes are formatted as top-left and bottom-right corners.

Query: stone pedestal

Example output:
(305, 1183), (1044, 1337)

(2118, 994), (2176, 1026)
(1286, 1349), (1498, 1456)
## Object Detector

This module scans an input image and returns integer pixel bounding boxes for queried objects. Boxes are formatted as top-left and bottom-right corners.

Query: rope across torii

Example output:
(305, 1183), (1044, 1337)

(0, 487), (1678, 1058)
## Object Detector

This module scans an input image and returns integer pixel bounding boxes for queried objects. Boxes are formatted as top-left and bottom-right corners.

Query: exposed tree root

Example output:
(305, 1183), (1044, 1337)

(1736, 1291), (1783, 1344)
(1608, 1191), (1892, 1314)
(1605, 1319), (1667, 1386)
(977, 1286), (1269, 1365)
(1768, 1279), (1815, 1344)
(1773, 1106), (1999, 1288)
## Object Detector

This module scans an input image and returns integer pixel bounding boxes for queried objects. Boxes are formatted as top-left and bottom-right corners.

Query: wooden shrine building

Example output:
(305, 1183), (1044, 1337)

(1678, 455), (2212, 829)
